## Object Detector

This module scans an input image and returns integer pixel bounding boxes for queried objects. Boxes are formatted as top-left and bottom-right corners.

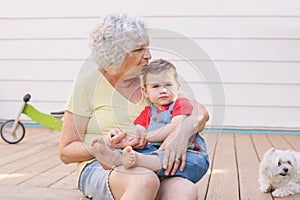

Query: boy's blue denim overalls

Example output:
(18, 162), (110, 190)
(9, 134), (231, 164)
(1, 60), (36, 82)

(136, 102), (209, 183)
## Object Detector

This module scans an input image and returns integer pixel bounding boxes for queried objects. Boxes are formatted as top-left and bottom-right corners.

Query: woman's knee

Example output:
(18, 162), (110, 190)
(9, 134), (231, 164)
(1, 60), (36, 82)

(127, 170), (160, 199)
(158, 177), (198, 200)
(109, 167), (160, 199)
(116, 167), (160, 189)
(137, 171), (160, 190)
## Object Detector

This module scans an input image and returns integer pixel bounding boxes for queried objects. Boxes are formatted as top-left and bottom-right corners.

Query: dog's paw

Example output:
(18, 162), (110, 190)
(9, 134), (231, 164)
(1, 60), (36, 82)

(259, 184), (272, 193)
(272, 188), (293, 198)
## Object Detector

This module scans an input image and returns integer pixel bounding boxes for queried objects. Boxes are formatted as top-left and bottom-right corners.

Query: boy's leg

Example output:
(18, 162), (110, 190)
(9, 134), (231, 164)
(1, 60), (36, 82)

(123, 146), (161, 172)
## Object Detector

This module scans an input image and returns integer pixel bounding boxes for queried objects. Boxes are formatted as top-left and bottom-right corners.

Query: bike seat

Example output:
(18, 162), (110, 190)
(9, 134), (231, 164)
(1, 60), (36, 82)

(50, 111), (64, 118)
(50, 111), (65, 115)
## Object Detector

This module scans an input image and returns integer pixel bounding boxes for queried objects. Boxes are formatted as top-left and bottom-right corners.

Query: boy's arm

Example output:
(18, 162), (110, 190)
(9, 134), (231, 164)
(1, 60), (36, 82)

(135, 124), (147, 136)
(144, 115), (187, 142)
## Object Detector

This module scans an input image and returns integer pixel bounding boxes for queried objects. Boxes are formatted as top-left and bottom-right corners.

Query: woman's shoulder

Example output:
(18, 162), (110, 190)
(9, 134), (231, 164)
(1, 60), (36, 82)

(76, 65), (101, 83)
(72, 66), (104, 91)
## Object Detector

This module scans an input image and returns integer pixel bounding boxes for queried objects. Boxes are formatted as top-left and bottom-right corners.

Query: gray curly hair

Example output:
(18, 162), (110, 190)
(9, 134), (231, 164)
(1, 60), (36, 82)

(90, 13), (148, 73)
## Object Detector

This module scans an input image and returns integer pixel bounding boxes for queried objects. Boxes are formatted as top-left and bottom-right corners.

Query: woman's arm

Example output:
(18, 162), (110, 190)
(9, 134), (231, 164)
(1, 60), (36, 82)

(182, 99), (209, 134)
(142, 115), (187, 142)
(159, 100), (209, 175)
(59, 111), (94, 164)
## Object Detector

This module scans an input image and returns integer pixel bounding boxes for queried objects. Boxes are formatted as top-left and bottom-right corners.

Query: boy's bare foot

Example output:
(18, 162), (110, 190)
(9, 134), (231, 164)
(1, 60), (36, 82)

(122, 146), (161, 171)
(122, 146), (138, 169)
(90, 137), (122, 168)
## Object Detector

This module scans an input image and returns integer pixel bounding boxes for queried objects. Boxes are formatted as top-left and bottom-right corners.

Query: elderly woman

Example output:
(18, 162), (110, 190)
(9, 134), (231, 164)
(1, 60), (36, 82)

(59, 13), (209, 200)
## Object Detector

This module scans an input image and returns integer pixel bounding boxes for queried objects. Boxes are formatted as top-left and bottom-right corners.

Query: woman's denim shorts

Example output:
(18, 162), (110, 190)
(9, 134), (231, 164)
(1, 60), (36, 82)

(79, 160), (114, 200)
(79, 135), (209, 199)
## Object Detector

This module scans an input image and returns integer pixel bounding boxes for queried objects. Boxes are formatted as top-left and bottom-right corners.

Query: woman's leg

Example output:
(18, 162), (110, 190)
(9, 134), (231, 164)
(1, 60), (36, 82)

(109, 166), (160, 200)
(156, 177), (198, 200)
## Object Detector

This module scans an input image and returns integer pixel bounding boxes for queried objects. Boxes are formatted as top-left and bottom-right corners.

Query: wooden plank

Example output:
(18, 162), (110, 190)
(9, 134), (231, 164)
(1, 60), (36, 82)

(235, 134), (272, 200)
(267, 134), (293, 150)
(251, 134), (274, 198)
(251, 134), (273, 161)
(0, 134), (57, 160)
(50, 171), (78, 190)
(0, 134), (57, 167)
(0, 127), (81, 198)
(1, 153), (61, 185)
(20, 163), (76, 187)
(197, 133), (217, 200)
(0, 127), (45, 154)
(0, 184), (82, 200)
(206, 133), (239, 200)
(202, 132), (219, 158)
(2, 126), (300, 199)
(282, 134), (300, 151)
(196, 155), (213, 200)
(0, 145), (58, 177)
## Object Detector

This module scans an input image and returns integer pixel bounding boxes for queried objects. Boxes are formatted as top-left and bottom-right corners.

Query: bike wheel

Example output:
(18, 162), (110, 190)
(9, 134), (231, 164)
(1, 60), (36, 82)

(0, 120), (25, 144)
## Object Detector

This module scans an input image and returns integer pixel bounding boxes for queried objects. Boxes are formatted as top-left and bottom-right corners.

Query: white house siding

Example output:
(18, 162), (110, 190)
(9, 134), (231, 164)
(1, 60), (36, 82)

(0, 0), (299, 130)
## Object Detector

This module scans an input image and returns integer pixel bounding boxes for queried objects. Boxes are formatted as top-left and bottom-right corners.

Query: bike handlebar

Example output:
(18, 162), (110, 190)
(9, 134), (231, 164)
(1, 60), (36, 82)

(23, 94), (31, 102)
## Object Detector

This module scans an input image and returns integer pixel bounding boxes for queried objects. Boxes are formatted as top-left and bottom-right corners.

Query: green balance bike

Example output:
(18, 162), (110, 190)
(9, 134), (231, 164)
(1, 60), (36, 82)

(0, 94), (63, 144)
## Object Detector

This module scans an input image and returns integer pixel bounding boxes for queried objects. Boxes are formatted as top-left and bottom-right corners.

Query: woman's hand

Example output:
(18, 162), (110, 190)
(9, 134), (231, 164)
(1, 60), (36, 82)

(108, 128), (149, 149)
(158, 125), (189, 176)
(128, 129), (149, 149)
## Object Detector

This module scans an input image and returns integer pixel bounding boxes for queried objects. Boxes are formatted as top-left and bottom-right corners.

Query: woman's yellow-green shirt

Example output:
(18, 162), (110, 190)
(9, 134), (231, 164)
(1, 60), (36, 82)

(65, 65), (148, 184)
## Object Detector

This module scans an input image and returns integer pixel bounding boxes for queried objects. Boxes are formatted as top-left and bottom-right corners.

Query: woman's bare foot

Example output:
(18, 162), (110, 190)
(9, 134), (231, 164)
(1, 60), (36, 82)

(90, 137), (122, 168)
(122, 146), (138, 169)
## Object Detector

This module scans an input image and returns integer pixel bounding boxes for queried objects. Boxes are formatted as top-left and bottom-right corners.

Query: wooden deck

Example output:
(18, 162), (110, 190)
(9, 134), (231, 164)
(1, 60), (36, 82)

(0, 127), (299, 200)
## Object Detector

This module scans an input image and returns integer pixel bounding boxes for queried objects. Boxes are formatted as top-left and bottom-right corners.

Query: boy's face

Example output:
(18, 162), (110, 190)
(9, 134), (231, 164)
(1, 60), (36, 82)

(143, 70), (181, 108)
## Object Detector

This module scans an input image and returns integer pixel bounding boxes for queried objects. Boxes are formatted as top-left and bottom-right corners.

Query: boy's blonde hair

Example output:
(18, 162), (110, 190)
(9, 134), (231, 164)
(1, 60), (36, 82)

(143, 59), (178, 85)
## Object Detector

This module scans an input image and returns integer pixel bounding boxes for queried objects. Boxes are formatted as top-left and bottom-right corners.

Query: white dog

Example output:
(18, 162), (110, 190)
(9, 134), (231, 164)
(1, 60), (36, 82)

(258, 148), (300, 197)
